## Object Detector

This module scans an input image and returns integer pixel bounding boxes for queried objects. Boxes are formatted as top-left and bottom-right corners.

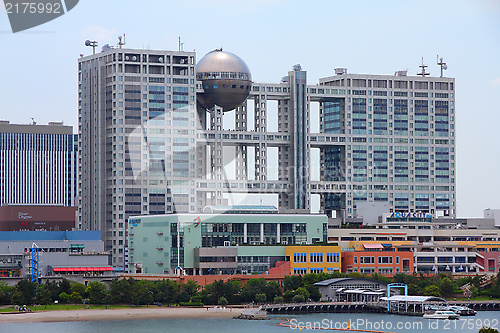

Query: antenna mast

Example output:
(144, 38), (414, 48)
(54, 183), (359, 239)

(178, 37), (184, 51)
(417, 57), (429, 77)
(84, 40), (98, 54)
(118, 34), (126, 49)
(437, 55), (448, 78)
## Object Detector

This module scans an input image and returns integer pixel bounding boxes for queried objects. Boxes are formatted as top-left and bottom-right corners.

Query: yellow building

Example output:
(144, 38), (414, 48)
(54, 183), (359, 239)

(285, 245), (341, 275)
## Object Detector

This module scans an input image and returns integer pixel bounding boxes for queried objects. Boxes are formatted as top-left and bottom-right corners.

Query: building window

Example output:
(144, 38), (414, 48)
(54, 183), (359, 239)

(310, 268), (323, 274)
(310, 252), (323, 263)
(378, 256), (393, 264)
(294, 252), (307, 263)
(326, 252), (340, 263)
(360, 256), (375, 264)
(294, 268), (307, 275)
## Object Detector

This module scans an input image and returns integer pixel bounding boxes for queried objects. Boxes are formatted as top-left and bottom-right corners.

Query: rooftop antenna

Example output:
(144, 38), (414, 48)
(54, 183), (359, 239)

(178, 36), (184, 51)
(84, 39), (98, 55)
(437, 55), (448, 78)
(118, 34), (126, 49)
(417, 57), (429, 77)
(31, 118), (36, 125)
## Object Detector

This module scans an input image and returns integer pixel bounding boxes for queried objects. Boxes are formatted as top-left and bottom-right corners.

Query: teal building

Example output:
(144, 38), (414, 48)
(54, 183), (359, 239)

(127, 210), (328, 275)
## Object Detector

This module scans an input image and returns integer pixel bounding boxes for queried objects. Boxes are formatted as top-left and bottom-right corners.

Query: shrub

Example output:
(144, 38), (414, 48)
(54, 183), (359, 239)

(255, 293), (266, 304)
(292, 294), (305, 303)
(218, 296), (228, 306)
(274, 296), (284, 304)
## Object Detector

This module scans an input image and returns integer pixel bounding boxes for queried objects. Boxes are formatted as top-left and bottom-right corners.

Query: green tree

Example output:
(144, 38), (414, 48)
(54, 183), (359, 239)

(58, 279), (71, 295)
(35, 284), (52, 305)
(179, 280), (199, 302)
(107, 278), (138, 304)
(13, 279), (37, 305)
(424, 285), (441, 297)
(0, 282), (13, 305)
(201, 280), (241, 305)
(70, 283), (87, 298)
(58, 292), (69, 304)
(154, 279), (180, 305)
(369, 273), (392, 284)
(255, 293), (266, 304)
(283, 275), (302, 291)
(264, 281), (282, 302)
(132, 283), (154, 305)
(439, 277), (455, 297)
(295, 287), (310, 300)
(69, 291), (83, 304)
(283, 290), (295, 303)
(292, 294), (305, 303)
(218, 296), (228, 306)
(241, 278), (267, 302)
(43, 280), (60, 301)
(274, 296), (284, 304)
(306, 285), (322, 302)
(86, 281), (107, 304)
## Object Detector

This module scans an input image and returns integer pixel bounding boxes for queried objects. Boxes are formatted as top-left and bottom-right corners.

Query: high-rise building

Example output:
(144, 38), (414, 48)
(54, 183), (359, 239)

(78, 47), (456, 270)
(0, 120), (77, 207)
(78, 48), (197, 269)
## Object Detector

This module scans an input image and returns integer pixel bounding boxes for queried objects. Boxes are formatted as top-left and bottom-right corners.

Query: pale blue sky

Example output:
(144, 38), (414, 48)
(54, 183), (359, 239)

(0, 0), (499, 217)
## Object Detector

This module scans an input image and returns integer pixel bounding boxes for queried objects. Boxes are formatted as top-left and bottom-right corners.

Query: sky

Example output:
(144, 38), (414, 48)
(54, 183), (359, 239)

(0, 0), (499, 218)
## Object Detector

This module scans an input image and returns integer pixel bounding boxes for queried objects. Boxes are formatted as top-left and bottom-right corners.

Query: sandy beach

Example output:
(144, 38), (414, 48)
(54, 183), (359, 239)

(0, 306), (243, 324)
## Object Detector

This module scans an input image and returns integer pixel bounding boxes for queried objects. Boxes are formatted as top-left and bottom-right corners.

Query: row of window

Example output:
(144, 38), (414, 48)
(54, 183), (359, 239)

(293, 267), (339, 274)
(293, 252), (340, 263)
(353, 256), (399, 264)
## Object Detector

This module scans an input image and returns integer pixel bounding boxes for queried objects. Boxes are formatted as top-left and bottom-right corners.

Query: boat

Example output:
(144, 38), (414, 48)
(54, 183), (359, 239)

(446, 305), (477, 316)
(423, 310), (460, 319)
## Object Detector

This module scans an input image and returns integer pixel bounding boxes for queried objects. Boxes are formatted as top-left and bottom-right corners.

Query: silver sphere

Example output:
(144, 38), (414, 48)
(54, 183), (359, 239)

(196, 49), (252, 111)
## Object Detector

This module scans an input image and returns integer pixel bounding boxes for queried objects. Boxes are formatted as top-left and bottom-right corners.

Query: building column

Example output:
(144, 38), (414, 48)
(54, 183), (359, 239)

(243, 223), (247, 243)
(209, 105), (224, 205)
(260, 223), (264, 243)
(277, 223), (280, 243)
(254, 95), (267, 181)
(235, 102), (247, 181)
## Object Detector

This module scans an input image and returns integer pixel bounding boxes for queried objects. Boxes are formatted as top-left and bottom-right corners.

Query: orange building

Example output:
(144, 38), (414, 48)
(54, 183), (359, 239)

(342, 243), (414, 276)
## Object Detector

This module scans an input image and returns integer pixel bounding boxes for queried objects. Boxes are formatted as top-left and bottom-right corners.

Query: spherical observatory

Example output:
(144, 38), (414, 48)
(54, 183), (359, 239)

(196, 49), (252, 112)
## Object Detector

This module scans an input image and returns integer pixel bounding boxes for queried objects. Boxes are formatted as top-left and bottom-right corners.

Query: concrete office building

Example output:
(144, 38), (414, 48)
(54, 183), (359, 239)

(0, 121), (77, 207)
(78, 45), (455, 270)
(0, 230), (110, 281)
(331, 213), (500, 273)
(127, 209), (337, 275)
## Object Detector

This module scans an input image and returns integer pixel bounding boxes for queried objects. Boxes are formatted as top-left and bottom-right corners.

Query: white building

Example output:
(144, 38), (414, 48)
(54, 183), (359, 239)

(0, 121), (77, 207)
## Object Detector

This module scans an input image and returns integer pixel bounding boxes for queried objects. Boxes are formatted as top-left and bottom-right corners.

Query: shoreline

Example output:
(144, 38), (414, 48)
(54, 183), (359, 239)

(0, 306), (244, 324)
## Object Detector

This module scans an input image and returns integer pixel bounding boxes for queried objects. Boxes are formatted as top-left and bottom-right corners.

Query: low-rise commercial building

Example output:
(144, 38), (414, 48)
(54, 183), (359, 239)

(128, 208), (335, 275)
(285, 245), (341, 275)
(0, 231), (111, 279)
(314, 277), (395, 302)
(341, 245), (414, 275)
(331, 211), (500, 274)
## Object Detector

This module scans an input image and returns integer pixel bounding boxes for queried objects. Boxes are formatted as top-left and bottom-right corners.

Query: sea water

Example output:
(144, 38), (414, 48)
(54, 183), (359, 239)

(1, 312), (498, 333)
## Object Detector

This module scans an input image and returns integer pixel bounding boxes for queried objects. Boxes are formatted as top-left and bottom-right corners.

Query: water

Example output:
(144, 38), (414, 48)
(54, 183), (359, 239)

(1, 312), (499, 333)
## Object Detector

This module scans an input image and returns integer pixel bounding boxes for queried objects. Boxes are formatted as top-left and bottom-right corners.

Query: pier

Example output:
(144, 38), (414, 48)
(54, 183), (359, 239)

(263, 300), (500, 315)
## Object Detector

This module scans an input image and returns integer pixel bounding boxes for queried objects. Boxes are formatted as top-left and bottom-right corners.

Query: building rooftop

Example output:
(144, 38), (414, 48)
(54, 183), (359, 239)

(314, 277), (389, 287)
(0, 230), (101, 241)
(202, 205), (278, 214)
